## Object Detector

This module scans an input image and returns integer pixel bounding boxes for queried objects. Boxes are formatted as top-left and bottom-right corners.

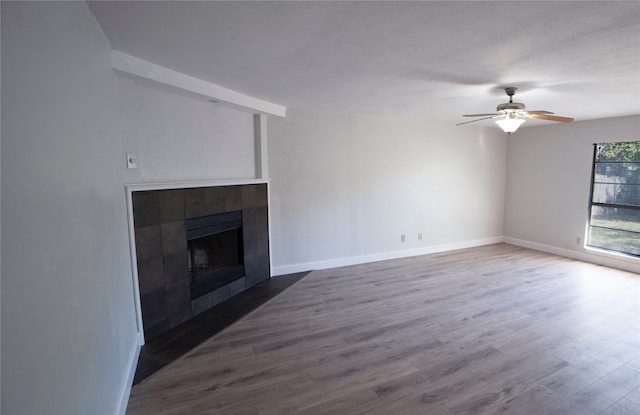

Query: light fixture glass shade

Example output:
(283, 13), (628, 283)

(495, 116), (525, 133)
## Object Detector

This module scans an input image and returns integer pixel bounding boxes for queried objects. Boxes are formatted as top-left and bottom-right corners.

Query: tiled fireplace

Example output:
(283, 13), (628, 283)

(131, 182), (270, 340)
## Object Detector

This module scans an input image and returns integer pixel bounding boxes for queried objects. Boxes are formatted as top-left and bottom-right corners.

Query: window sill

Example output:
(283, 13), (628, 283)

(583, 245), (640, 265)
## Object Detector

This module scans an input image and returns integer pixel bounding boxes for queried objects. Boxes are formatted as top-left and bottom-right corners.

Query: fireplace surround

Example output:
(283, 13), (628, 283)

(129, 181), (270, 340)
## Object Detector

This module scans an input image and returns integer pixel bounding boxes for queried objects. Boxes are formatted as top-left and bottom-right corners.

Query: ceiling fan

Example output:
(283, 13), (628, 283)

(457, 87), (574, 133)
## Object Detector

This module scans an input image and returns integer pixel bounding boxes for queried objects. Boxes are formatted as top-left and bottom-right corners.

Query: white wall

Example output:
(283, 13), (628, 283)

(117, 76), (256, 184)
(268, 109), (507, 273)
(1, 2), (138, 414)
(504, 115), (640, 271)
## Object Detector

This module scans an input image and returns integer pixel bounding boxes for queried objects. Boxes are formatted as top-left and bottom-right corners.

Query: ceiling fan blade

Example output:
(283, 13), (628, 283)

(456, 116), (498, 126)
(462, 113), (500, 117)
(526, 111), (554, 115)
(527, 113), (574, 123)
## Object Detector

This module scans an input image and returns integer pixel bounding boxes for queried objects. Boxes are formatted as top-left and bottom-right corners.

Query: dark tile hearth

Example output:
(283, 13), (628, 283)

(133, 272), (309, 384)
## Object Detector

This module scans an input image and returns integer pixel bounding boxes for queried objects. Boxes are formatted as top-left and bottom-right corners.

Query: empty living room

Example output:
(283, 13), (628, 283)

(1, 1), (639, 415)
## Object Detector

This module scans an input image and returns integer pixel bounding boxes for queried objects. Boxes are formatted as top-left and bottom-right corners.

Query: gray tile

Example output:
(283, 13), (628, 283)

(211, 284), (231, 307)
(256, 183), (268, 207)
(241, 184), (257, 207)
(225, 186), (242, 211)
(257, 205), (269, 227)
(258, 253), (270, 277)
(159, 189), (185, 222)
(161, 221), (187, 256)
(141, 288), (167, 327)
(143, 319), (169, 341)
(191, 292), (213, 316)
(244, 252), (258, 279)
(205, 186), (227, 215)
(185, 188), (208, 219)
(135, 225), (163, 261)
(137, 257), (164, 295)
(132, 191), (160, 227)
(163, 252), (188, 285)
(229, 277), (246, 297)
(243, 209), (258, 260)
(257, 211), (268, 249)
(243, 206), (258, 231)
(166, 279), (192, 328)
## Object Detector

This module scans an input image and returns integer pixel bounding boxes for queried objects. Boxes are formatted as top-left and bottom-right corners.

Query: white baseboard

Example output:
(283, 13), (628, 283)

(272, 236), (504, 276)
(115, 332), (143, 415)
(273, 236), (638, 276)
(503, 237), (639, 274)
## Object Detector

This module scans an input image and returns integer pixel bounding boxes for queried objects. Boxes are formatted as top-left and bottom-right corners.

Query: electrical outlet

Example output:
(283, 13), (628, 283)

(401, 234), (406, 243)
(576, 236), (581, 245)
(418, 233), (423, 240)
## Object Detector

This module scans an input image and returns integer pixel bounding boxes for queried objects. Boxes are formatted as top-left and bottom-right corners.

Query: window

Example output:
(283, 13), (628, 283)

(587, 141), (640, 257)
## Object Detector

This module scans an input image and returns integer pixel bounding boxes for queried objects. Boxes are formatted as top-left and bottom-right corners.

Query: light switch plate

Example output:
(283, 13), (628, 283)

(126, 153), (138, 169)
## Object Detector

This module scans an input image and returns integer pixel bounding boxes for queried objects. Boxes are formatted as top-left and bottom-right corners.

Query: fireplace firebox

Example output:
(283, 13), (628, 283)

(186, 211), (245, 299)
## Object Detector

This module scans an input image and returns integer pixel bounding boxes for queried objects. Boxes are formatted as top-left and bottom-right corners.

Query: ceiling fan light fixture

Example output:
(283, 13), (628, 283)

(495, 115), (525, 133)
(458, 87), (573, 130)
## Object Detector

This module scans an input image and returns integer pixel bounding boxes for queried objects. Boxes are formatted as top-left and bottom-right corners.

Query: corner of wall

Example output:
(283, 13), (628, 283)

(114, 333), (143, 415)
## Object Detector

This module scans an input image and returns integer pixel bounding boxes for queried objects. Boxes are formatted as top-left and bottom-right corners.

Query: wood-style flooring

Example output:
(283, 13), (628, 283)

(133, 272), (308, 384)
(127, 244), (640, 415)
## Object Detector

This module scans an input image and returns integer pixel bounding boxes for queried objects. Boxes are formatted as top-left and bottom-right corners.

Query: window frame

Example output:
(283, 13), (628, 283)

(586, 141), (640, 258)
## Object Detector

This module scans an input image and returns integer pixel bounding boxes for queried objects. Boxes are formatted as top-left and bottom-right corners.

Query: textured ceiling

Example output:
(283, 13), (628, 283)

(88, 1), (640, 125)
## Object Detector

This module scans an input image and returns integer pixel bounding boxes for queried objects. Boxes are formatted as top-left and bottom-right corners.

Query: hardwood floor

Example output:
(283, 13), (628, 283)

(133, 272), (308, 384)
(126, 244), (640, 415)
